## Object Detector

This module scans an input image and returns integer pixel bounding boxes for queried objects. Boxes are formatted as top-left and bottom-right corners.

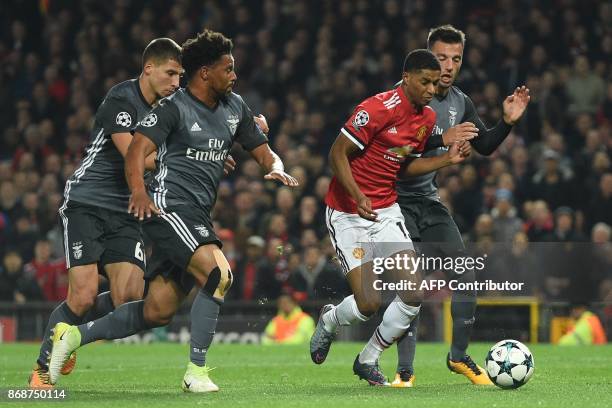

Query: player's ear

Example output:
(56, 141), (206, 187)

(143, 62), (154, 76)
(401, 71), (410, 84)
(200, 66), (208, 81)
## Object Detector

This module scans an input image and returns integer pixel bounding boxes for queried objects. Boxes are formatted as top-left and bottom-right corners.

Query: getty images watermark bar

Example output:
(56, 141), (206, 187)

(348, 241), (611, 298)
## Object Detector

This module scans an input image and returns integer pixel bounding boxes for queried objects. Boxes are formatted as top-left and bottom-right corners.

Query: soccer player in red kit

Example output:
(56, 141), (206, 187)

(310, 49), (470, 385)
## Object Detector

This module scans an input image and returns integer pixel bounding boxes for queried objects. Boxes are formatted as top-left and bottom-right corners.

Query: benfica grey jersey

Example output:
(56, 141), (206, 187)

(396, 86), (471, 200)
(136, 88), (267, 213)
(63, 79), (152, 212)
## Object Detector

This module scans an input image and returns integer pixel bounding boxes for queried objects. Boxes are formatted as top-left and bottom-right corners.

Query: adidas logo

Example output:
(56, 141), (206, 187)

(388, 127), (398, 134)
(191, 122), (202, 132)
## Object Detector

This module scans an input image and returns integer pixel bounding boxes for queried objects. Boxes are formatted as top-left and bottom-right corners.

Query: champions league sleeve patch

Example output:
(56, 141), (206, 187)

(115, 112), (132, 127)
(141, 113), (158, 127)
(352, 110), (369, 131)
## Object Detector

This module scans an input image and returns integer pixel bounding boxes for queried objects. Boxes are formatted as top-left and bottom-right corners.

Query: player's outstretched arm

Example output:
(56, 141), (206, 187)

(465, 86), (530, 156)
(329, 133), (377, 221)
(112, 132), (158, 171)
(401, 141), (470, 177)
(125, 132), (160, 220)
(222, 115), (269, 176)
(249, 143), (299, 187)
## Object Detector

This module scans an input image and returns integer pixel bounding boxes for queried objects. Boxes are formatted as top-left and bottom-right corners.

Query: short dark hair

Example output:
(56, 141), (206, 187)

(427, 24), (466, 49)
(181, 29), (233, 79)
(402, 49), (440, 73)
(141, 38), (182, 67)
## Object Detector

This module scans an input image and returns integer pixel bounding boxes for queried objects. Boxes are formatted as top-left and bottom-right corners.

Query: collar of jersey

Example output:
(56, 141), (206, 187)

(133, 78), (153, 108)
(186, 87), (220, 112)
(434, 86), (454, 102)
(396, 84), (416, 115)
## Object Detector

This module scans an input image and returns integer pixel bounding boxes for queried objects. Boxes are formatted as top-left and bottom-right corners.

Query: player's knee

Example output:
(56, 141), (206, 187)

(111, 283), (144, 306)
(355, 298), (381, 317)
(67, 288), (97, 315)
(201, 265), (233, 302)
(399, 286), (424, 304)
(143, 301), (173, 327)
(110, 289), (139, 307)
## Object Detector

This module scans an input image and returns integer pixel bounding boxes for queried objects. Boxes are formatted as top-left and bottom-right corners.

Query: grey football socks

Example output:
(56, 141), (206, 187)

(37, 301), (83, 368)
(37, 291), (116, 368)
(189, 289), (220, 367)
(396, 313), (419, 373)
(82, 291), (116, 322)
(449, 291), (477, 361)
(77, 300), (150, 345)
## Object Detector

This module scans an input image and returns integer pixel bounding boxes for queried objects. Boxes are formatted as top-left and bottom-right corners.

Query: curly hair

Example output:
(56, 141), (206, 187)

(181, 29), (233, 79)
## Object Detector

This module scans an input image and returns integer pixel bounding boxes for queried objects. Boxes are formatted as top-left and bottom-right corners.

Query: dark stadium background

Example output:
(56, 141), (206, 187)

(0, 0), (610, 343)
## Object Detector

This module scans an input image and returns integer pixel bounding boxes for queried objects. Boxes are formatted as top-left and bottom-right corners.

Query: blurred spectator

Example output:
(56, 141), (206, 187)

(453, 165), (483, 228)
(470, 214), (493, 243)
(233, 190), (258, 235)
(14, 215), (39, 260)
(587, 172), (612, 230)
(289, 245), (347, 301)
(264, 213), (290, 245)
(0, 250), (42, 303)
(529, 149), (573, 210)
(550, 207), (587, 242)
(491, 189), (522, 242)
(487, 232), (540, 296)
(590, 223), (612, 302)
(524, 200), (554, 242)
(256, 237), (292, 299)
(233, 235), (280, 301)
(565, 56), (606, 116)
(0, 180), (19, 221)
(218, 229), (238, 272)
(24, 239), (67, 301)
(262, 294), (315, 345)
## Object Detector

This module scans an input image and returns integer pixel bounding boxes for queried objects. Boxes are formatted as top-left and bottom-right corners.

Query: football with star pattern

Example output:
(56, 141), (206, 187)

(485, 339), (535, 389)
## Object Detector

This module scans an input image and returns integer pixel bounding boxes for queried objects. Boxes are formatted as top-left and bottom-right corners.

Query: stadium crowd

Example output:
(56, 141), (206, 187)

(0, 0), (610, 307)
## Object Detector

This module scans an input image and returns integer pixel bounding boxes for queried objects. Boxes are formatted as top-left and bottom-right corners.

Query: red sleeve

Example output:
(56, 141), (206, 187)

(340, 97), (389, 150)
(415, 107), (437, 154)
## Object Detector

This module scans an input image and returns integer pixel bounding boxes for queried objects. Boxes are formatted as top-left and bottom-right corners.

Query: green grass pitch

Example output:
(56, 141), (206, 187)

(1, 342), (611, 407)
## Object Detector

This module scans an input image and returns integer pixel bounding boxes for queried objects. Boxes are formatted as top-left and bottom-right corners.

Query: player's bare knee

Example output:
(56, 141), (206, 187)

(67, 289), (96, 315)
(355, 298), (381, 317)
(110, 289), (136, 307)
(67, 265), (98, 314)
(112, 283), (144, 305)
(143, 301), (172, 327)
(397, 289), (423, 306)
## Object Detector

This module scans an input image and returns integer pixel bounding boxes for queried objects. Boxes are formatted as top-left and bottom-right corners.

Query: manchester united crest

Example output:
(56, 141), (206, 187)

(416, 125), (428, 141)
(353, 247), (365, 259)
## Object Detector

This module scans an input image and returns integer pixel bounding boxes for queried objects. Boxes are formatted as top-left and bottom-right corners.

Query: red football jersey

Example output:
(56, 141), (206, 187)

(326, 86), (436, 213)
